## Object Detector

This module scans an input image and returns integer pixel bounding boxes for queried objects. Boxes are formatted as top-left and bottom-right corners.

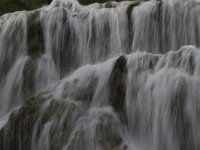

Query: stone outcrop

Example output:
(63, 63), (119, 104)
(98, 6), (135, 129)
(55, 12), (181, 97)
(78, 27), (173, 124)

(0, 0), (52, 15)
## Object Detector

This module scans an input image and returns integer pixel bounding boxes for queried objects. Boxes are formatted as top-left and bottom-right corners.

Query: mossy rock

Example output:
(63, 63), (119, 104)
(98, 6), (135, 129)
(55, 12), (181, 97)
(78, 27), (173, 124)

(0, 91), (87, 150)
(0, 93), (48, 150)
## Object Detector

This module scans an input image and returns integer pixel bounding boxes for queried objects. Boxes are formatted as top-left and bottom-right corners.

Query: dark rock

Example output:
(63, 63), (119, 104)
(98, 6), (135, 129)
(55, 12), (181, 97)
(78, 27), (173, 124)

(22, 58), (37, 98)
(0, 94), (47, 150)
(20, 0), (52, 10)
(0, 0), (52, 16)
(27, 11), (44, 60)
(109, 55), (127, 116)
(0, 93), (86, 150)
(96, 113), (124, 150)
(126, 1), (142, 53)
(79, 0), (134, 5)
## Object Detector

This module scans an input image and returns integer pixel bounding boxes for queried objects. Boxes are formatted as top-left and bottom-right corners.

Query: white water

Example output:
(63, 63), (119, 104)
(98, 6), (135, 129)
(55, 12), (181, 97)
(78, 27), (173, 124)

(0, 0), (200, 150)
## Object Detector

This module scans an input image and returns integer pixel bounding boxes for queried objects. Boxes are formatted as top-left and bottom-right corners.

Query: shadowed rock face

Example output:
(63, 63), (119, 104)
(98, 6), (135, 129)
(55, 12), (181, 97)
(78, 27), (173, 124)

(0, 0), (52, 15)
(109, 56), (127, 113)
(0, 0), (145, 15)
(0, 0), (121, 15)
(78, 0), (131, 5)
(27, 11), (44, 60)
(109, 55), (128, 124)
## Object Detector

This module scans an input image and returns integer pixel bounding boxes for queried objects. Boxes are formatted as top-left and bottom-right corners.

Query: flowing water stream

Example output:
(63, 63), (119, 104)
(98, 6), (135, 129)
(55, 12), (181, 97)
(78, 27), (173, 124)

(0, 0), (200, 150)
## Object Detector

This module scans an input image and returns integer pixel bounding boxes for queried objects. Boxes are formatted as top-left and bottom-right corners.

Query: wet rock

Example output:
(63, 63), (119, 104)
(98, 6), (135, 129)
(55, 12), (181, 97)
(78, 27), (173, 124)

(126, 0), (142, 53)
(96, 113), (124, 150)
(0, 93), (86, 150)
(27, 11), (44, 60)
(109, 55), (127, 118)
(0, 94), (47, 150)
(0, 74), (126, 150)
(37, 100), (85, 150)
(63, 76), (98, 104)
(22, 58), (37, 98)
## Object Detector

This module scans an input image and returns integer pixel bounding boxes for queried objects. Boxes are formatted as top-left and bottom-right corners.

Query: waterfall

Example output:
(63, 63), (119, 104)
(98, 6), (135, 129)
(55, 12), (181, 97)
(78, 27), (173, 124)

(0, 0), (200, 150)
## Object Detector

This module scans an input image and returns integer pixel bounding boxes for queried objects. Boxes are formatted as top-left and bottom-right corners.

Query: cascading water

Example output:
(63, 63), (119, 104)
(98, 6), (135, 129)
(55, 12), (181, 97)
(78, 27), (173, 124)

(0, 0), (200, 150)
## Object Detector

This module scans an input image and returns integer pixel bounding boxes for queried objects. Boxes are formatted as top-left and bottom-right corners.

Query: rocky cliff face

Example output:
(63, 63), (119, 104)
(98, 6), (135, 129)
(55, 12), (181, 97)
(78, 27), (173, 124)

(0, 0), (143, 15)
(1, 45), (200, 150)
(0, 0), (52, 15)
(0, 55), (128, 150)
(0, 0), (117, 16)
